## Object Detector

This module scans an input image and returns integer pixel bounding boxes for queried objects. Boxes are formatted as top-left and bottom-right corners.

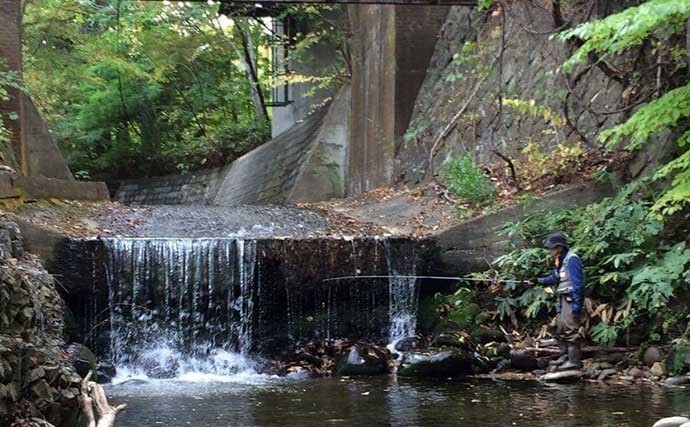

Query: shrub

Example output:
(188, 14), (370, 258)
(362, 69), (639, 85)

(493, 181), (690, 345)
(443, 154), (496, 205)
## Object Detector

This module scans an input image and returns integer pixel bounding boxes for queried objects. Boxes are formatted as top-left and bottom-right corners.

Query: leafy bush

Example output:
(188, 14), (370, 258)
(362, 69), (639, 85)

(0, 63), (19, 153)
(443, 155), (496, 205)
(493, 182), (690, 345)
(518, 142), (586, 185)
(558, 0), (690, 215)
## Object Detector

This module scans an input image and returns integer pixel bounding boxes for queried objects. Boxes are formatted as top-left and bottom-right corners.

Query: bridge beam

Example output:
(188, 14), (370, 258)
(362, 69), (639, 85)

(212, 0), (475, 5)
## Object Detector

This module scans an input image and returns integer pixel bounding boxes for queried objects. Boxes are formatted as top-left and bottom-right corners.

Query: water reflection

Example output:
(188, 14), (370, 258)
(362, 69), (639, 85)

(110, 377), (690, 427)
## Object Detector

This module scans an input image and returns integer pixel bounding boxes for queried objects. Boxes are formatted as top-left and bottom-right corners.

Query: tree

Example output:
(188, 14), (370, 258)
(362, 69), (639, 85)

(22, 0), (272, 179)
(559, 0), (690, 215)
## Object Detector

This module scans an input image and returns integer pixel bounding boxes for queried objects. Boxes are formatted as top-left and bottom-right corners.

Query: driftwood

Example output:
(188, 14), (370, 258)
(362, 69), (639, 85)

(79, 372), (126, 427)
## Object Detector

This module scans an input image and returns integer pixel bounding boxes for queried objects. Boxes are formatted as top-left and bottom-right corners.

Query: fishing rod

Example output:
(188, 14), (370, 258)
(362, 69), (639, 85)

(321, 275), (524, 284)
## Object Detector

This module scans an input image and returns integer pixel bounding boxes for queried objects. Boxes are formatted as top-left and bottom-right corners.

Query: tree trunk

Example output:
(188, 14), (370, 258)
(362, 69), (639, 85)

(234, 20), (268, 123)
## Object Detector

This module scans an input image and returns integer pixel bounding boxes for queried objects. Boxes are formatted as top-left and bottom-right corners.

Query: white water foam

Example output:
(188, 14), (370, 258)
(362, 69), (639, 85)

(111, 347), (269, 385)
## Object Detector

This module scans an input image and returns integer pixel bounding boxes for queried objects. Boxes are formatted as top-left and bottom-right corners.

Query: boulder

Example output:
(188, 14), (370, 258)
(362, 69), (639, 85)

(663, 376), (690, 387)
(398, 349), (474, 378)
(510, 349), (538, 371)
(629, 367), (644, 379)
(394, 336), (425, 353)
(597, 368), (618, 381)
(652, 416), (690, 427)
(470, 326), (505, 344)
(643, 346), (664, 366)
(431, 331), (471, 349)
(336, 346), (389, 376)
(539, 370), (583, 383)
(651, 362), (666, 377)
(66, 343), (97, 379)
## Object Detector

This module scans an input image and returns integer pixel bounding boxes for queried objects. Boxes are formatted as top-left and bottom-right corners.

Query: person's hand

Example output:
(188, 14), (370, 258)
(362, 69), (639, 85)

(523, 279), (535, 285)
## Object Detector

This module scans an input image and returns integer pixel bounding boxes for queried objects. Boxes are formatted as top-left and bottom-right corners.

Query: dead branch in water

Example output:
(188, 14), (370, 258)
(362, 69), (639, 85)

(79, 372), (127, 427)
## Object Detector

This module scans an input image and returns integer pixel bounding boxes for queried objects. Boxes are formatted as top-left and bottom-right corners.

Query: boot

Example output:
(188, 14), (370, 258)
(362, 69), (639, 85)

(553, 341), (568, 365)
(557, 342), (582, 371)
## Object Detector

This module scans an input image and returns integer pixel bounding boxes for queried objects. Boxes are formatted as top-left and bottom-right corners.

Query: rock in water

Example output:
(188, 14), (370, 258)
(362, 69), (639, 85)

(597, 368), (618, 381)
(510, 349), (538, 371)
(394, 336), (424, 353)
(539, 370), (583, 383)
(397, 350), (473, 378)
(336, 345), (388, 376)
(644, 346), (663, 366)
(651, 362), (666, 377)
(663, 376), (690, 387)
(652, 416), (690, 427)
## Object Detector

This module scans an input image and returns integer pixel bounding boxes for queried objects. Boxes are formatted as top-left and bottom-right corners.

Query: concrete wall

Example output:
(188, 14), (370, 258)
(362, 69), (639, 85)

(433, 181), (617, 274)
(214, 109), (325, 206)
(0, 0), (75, 181)
(116, 167), (227, 205)
(0, 174), (109, 203)
(347, 5), (448, 195)
(22, 95), (73, 180)
(288, 85), (351, 203)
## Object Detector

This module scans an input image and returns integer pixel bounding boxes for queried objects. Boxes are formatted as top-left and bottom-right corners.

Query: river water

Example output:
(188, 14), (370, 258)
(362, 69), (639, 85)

(108, 372), (690, 427)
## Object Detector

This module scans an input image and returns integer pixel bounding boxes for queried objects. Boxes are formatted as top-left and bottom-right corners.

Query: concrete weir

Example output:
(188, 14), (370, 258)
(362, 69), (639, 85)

(55, 235), (432, 367)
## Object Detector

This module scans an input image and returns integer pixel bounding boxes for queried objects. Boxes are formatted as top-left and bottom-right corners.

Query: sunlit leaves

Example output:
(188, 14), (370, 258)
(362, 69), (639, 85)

(23, 0), (271, 177)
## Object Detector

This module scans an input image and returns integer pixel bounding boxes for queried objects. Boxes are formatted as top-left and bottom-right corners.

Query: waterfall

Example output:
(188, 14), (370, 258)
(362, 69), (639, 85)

(82, 236), (422, 378)
(102, 238), (257, 378)
(385, 240), (419, 347)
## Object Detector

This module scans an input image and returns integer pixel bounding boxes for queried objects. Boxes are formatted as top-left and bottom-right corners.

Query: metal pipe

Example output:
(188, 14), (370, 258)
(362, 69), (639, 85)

(321, 275), (523, 283)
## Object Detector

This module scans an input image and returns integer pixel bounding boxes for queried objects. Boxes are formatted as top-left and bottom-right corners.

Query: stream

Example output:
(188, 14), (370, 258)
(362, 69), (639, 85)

(108, 374), (690, 427)
(57, 230), (690, 427)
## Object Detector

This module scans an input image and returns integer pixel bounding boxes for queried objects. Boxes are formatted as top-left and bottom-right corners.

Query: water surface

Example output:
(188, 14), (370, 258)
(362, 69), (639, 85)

(110, 376), (690, 427)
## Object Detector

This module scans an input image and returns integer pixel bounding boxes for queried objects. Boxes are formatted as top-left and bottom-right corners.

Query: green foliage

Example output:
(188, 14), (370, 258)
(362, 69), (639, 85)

(666, 342), (690, 375)
(558, 0), (690, 216)
(434, 287), (481, 329)
(23, 0), (272, 178)
(0, 62), (20, 152)
(502, 98), (565, 128)
(443, 154), (496, 205)
(281, 5), (349, 102)
(494, 182), (690, 344)
(518, 142), (586, 184)
(559, 0), (690, 73)
(478, 0), (495, 11)
(445, 42), (492, 83)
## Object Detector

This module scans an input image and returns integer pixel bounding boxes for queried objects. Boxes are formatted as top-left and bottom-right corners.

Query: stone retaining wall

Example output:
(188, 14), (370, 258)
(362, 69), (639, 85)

(434, 181), (617, 274)
(115, 167), (227, 205)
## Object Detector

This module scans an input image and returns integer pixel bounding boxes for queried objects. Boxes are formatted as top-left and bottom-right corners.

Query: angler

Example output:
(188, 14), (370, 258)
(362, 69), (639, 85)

(526, 232), (585, 371)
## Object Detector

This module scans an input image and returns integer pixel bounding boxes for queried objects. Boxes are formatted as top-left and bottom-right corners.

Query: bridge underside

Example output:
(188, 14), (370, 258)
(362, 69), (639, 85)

(217, 0), (475, 5)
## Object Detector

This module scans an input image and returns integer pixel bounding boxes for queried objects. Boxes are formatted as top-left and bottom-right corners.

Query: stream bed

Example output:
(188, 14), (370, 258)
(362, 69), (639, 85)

(108, 374), (690, 427)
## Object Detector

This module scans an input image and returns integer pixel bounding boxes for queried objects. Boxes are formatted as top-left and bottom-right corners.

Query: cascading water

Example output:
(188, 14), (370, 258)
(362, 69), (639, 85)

(384, 241), (419, 350)
(103, 238), (259, 380)
(76, 236), (424, 380)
